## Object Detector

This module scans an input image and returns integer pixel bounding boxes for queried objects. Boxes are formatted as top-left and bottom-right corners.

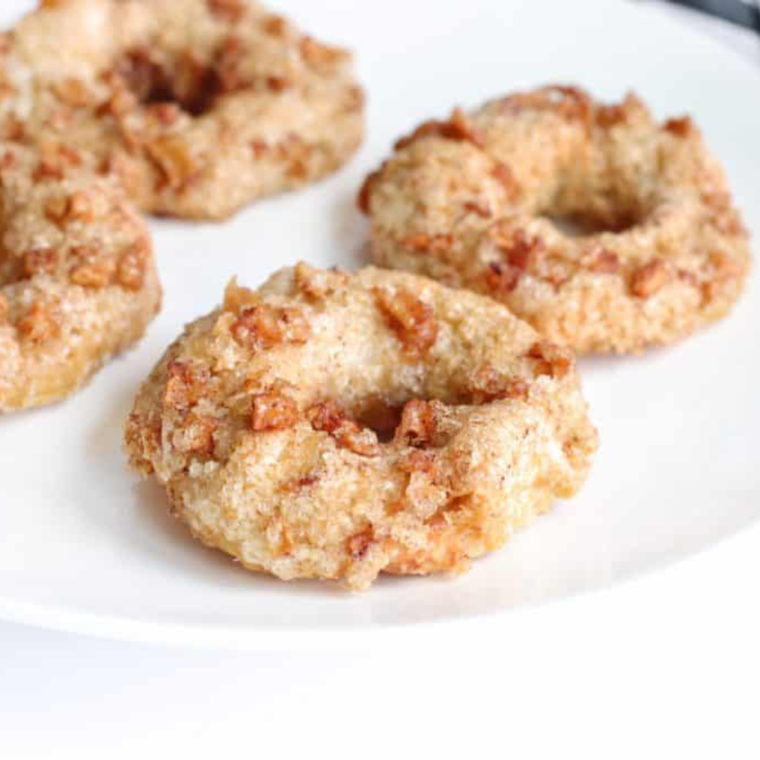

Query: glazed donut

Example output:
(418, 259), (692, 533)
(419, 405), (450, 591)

(125, 263), (597, 590)
(359, 85), (751, 354)
(0, 0), (364, 220)
(0, 141), (161, 412)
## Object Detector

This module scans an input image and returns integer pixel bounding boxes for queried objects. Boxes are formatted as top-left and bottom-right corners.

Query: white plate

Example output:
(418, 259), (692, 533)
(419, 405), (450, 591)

(1, 0), (759, 647)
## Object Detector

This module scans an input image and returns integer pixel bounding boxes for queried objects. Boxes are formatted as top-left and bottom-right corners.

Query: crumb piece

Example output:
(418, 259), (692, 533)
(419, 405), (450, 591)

(402, 233), (453, 254)
(527, 341), (573, 379)
(374, 288), (438, 357)
(17, 302), (58, 343)
(207, 0), (246, 22)
(231, 303), (311, 351)
(663, 116), (694, 138)
(23, 248), (57, 277)
(251, 391), (299, 431)
(394, 399), (438, 447)
(470, 365), (529, 404)
(630, 259), (669, 298)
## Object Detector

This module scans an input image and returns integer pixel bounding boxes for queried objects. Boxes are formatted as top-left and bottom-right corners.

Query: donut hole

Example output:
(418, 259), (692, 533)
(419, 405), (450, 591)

(339, 381), (496, 449)
(542, 210), (639, 238)
(354, 397), (405, 443)
(116, 47), (230, 118)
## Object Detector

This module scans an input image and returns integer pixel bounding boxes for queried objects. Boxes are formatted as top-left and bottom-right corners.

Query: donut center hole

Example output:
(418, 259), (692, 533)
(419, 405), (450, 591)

(354, 398), (406, 443)
(542, 211), (639, 238)
(117, 47), (229, 117)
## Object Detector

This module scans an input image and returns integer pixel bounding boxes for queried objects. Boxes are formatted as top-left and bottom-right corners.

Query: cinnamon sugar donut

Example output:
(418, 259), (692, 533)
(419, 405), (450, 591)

(0, 0), (364, 220)
(360, 85), (751, 354)
(0, 141), (161, 412)
(125, 264), (597, 590)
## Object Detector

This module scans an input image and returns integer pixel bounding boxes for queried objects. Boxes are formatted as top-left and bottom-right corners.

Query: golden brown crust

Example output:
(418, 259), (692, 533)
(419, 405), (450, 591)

(361, 85), (751, 354)
(0, 141), (161, 412)
(125, 264), (597, 590)
(1, 0), (365, 220)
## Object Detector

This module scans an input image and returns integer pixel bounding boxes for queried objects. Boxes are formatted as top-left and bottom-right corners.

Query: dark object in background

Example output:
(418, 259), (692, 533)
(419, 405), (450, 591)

(663, 0), (760, 32)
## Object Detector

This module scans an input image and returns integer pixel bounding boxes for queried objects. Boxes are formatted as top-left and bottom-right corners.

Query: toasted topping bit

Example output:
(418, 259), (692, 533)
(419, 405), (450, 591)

(357, 165), (383, 214)
(677, 269), (699, 288)
(70, 261), (114, 289)
(164, 360), (211, 410)
(2, 118), (24, 142)
(52, 77), (93, 108)
(34, 143), (81, 182)
(277, 134), (312, 180)
(307, 401), (380, 457)
(394, 399), (438, 447)
(0, 292), (9, 322)
(492, 227), (543, 270)
(596, 94), (643, 129)
(300, 36), (347, 69)
(222, 278), (259, 313)
(265, 75), (290, 92)
(147, 135), (200, 191)
(470, 365), (529, 404)
(395, 107), (485, 151)
(527, 341), (573, 379)
(491, 162), (522, 202)
(293, 261), (348, 301)
(251, 391), (299, 432)
(335, 423), (381, 457)
(18, 302), (59, 343)
(402, 233), (453, 254)
(207, 0), (246, 22)
(23, 249), (57, 278)
(373, 288), (438, 356)
(630, 259), (669, 298)
(231, 303), (311, 351)
(307, 400), (345, 434)
(484, 261), (520, 294)
(214, 34), (247, 92)
(251, 139), (269, 158)
(347, 528), (374, 560)
(67, 191), (95, 223)
(280, 473), (319, 493)
(262, 14), (288, 36)
(463, 201), (492, 218)
(117, 241), (149, 291)
(0, 151), (15, 172)
(710, 250), (745, 278)
(596, 104), (628, 129)
(44, 195), (70, 225)
(589, 248), (620, 274)
(173, 412), (217, 455)
(663, 116), (694, 138)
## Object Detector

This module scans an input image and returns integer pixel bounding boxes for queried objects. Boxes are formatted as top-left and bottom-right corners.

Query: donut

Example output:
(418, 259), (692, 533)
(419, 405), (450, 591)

(0, 141), (161, 412)
(359, 85), (751, 354)
(124, 263), (597, 590)
(0, 0), (365, 220)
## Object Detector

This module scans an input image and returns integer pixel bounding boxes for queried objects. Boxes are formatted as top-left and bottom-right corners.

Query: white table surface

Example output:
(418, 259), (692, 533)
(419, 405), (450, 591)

(1, 3), (759, 757)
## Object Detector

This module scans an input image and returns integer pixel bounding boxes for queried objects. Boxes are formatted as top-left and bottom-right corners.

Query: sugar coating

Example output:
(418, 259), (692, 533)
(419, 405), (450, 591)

(0, 141), (160, 412)
(0, 0), (365, 220)
(360, 85), (751, 354)
(125, 264), (597, 590)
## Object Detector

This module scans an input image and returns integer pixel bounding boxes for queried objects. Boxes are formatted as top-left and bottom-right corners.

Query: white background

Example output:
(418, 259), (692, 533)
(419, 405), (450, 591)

(1, 2), (760, 757)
